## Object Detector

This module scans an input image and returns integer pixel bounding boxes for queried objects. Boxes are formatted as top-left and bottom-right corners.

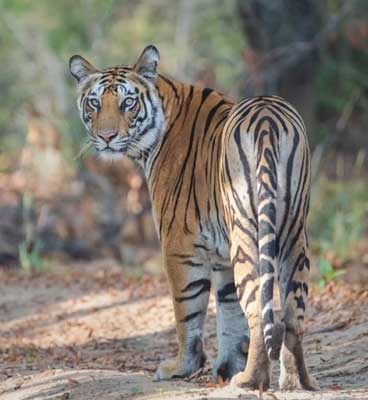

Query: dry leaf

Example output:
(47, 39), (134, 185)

(329, 384), (343, 391)
(67, 378), (79, 388)
(205, 381), (217, 388)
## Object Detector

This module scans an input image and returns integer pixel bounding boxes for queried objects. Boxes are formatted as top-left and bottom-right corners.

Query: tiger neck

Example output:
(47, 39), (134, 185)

(156, 74), (234, 140)
(143, 75), (235, 177)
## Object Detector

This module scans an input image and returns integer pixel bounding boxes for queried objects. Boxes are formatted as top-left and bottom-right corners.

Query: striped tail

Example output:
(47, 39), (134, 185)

(256, 136), (284, 361)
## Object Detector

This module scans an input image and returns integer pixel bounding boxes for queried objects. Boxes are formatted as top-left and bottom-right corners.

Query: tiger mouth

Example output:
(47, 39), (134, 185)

(98, 146), (127, 154)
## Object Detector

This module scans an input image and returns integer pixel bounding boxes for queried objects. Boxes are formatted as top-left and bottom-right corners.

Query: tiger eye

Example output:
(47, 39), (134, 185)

(88, 98), (100, 109)
(122, 97), (136, 108)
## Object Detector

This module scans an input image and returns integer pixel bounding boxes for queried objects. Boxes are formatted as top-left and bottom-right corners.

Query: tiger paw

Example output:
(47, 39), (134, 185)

(301, 374), (320, 391)
(278, 372), (302, 391)
(154, 358), (181, 381)
(230, 369), (270, 391)
(279, 372), (319, 391)
(154, 353), (206, 381)
(213, 339), (248, 381)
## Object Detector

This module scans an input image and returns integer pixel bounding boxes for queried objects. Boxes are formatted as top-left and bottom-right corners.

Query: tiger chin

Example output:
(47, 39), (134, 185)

(69, 45), (319, 391)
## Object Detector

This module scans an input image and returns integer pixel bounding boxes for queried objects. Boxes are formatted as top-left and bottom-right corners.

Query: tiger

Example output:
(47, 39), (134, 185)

(69, 45), (319, 391)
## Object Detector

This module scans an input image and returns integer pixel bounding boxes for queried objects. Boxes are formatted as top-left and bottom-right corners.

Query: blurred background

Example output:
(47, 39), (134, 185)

(0, 0), (367, 286)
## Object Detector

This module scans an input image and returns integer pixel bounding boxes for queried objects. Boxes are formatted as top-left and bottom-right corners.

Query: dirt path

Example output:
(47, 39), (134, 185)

(0, 260), (367, 399)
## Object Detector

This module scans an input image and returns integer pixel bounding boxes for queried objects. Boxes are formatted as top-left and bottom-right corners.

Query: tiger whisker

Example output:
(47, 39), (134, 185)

(75, 140), (94, 160)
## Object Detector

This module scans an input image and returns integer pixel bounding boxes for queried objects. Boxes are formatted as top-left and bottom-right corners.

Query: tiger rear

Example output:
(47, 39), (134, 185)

(221, 97), (318, 389)
(69, 45), (319, 391)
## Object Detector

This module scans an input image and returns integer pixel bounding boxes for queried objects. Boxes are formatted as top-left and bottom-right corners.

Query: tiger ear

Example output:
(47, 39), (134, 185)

(134, 45), (160, 83)
(69, 55), (97, 83)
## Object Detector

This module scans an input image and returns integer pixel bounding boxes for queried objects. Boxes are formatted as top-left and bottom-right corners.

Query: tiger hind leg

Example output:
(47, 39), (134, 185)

(278, 247), (319, 391)
(212, 266), (249, 381)
(229, 241), (271, 390)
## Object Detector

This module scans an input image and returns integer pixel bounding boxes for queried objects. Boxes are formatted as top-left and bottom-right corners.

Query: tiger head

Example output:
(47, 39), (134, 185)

(69, 45), (165, 163)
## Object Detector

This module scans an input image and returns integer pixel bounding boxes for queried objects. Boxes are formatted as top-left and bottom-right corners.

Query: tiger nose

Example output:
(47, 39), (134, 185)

(97, 131), (118, 143)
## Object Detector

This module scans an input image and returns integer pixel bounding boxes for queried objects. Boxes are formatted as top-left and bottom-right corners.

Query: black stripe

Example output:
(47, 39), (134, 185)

(261, 276), (274, 304)
(175, 279), (211, 303)
(224, 154), (258, 230)
(278, 131), (300, 249)
(182, 260), (203, 267)
(217, 282), (238, 303)
(244, 285), (258, 308)
(234, 126), (258, 221)
(263, 308), (274, 325)
(158, 74), (180, 102)
(284, 252), (305, 300)
(294, 295), (306, 311)
(180, 311), (202, 323)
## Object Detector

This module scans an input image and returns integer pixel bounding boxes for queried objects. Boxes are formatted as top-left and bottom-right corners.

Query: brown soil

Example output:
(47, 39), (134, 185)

(0, 260), (367, 399)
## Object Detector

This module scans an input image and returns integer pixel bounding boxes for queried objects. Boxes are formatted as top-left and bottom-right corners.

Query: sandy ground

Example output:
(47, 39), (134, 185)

(0, 260), (367, 399)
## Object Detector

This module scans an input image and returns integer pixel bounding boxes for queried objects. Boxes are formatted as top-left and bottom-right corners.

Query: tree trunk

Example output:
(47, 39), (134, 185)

(237, 0), (325, 145)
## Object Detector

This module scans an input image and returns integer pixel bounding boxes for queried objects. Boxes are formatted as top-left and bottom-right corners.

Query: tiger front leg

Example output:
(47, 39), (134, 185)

(154, 253), (210, 381)
(212, 266), (249, 382)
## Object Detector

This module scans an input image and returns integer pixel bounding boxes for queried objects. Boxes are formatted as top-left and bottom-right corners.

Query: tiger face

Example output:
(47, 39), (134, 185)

(69, 46), (165, 163)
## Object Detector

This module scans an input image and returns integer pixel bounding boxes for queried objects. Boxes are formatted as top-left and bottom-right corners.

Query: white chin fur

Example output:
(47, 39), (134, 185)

(98, 151), (124, 162)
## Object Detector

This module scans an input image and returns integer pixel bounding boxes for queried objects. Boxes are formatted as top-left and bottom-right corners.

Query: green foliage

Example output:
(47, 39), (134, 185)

(0, 0), (246, 156)
(18, 240), (47, 273)
(309, 177), (368, 264)
(318, 55), (368, 113)
(130, 385), (143, 395)
(19, 192), (48, 273)
(188, 0), (245, 91)
(0, 0), (367, 154)
(310, 176), (368, 288)
(317, 1), (368, 115)
(318, 256), (345, 289)
(25, 347), (38, 364)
